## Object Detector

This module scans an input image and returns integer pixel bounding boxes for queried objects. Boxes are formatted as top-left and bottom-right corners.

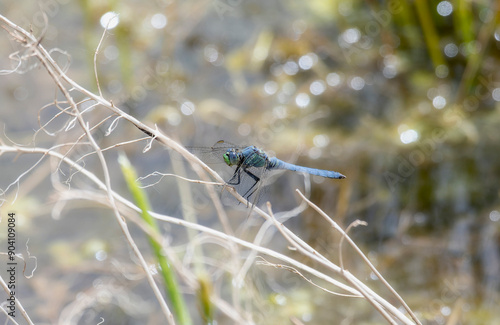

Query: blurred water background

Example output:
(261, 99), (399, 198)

(1, 1), (500, 324)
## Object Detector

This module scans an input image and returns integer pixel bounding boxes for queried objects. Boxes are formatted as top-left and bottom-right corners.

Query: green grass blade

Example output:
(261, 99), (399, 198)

(119, 153), (192, 325)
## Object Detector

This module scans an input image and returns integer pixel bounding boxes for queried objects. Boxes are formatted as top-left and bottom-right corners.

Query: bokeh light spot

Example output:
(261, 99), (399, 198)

(298, 53), (317, 70)
(435, 65), (449, 78)
(490, 210), (500, 222)
(310, 80), (326, 95)
(383, 66), (397, 79)
(326, 73), (341, 87)
(308, 147), (322, 159)
(180, 101), (195, 115)
(264, 81), (278, 95)
(313, 134), (330, 148)
(341, 28), (361, 44)
(238, 123), (251, 136)
(444, 43), (459, 57)
(204, 45), (219, 63)
(433, 96), (446, 109)
(400, 129), (419, 144)
(100, 12), (119, 29)
(437, 1), (453, 16)
(295, 93), (310, 108)
(492, 88), (500, 101)
(283, 61), (299, 75)
(350, 76), (365, 90)
(151, 13), (168, 29)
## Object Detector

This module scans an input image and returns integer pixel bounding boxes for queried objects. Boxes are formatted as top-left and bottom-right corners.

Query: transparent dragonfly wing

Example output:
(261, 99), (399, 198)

(186, 140), (246, 164)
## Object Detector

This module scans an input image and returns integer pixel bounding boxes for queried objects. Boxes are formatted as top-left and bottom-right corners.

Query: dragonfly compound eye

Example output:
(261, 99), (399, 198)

(223, 152), (232, 166)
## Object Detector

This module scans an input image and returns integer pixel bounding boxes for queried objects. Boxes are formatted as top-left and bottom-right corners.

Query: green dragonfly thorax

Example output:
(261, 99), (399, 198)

(223, 146), (269, 167)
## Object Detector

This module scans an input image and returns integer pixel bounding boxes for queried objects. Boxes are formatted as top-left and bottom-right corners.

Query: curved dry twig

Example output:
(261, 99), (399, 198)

(296, 190), (421, 325)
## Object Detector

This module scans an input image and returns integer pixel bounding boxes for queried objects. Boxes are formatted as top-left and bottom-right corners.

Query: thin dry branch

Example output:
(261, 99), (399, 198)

(296, 190), (421, 325)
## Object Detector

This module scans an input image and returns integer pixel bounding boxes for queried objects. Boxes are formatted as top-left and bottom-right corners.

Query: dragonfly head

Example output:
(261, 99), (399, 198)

(223, 149), (240, 166)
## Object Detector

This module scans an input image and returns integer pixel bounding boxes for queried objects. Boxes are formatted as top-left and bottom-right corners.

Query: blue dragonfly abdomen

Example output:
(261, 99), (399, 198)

(268, 157), (346, 179)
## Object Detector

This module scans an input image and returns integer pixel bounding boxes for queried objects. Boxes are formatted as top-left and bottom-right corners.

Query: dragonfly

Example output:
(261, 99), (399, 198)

(189, 140), (346, 207)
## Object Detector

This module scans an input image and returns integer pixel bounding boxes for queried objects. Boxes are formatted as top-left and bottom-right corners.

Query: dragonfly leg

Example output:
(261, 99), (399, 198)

(224, 166), (246, 206)
(240, 167), (260, 206)
(227, 165), (242, 186)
